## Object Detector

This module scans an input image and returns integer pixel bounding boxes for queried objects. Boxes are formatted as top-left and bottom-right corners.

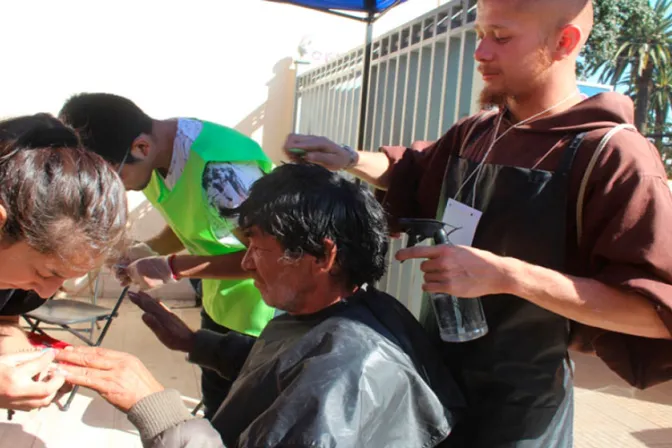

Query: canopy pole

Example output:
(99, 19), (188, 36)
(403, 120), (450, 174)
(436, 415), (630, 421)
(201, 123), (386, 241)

(354, 17), (374, 186)
(357, 18), (374, 154)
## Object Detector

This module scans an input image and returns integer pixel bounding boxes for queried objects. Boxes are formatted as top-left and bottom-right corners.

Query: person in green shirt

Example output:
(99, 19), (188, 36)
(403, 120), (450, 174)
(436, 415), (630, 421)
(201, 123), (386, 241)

(59, 93), (276, 419)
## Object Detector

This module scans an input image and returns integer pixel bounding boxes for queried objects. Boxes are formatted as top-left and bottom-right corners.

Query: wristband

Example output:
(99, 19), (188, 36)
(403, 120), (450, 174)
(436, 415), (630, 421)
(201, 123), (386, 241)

(167, 254), (181, 281)
(341, 145), (359, 170)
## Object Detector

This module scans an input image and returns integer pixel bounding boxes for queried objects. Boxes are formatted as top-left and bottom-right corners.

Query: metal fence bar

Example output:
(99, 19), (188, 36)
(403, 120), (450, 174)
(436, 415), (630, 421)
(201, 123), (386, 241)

(388, 30), (402, 145)
(437, 11), (453, 138)
(321, 70), (331, 134)
(368, 42), (383, 151)
(335, 77), (343, 143)
(410, 24), (424, 143)
(379, 59), (391, 146)
(325, 79), (335, 138)
(398, 30), (413, 145)
(451, 3), (472, 124)
(314, 73), (325, 134)
(335, 73), (347, 142)
(341, 55), (354, 145)
(348, 62), (360, 147)
(354, 49), (365, 148)
(423, 16), (437, 141)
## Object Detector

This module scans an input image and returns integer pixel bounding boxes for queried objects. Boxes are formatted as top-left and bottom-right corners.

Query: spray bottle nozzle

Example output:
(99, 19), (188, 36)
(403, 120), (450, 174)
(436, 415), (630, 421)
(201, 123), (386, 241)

(398, 218), (449, 247)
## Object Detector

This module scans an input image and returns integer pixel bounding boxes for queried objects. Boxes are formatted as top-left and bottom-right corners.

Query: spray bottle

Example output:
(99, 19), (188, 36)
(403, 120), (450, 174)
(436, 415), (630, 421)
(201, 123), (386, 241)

(398, 218), (488, 343)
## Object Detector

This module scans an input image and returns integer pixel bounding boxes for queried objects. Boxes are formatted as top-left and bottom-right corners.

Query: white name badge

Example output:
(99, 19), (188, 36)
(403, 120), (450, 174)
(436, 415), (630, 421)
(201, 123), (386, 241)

(441, 199), (483, 247)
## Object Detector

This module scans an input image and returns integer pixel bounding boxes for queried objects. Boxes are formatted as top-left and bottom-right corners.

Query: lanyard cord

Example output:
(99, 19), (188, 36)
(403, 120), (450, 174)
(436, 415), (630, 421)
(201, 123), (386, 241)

(453, 89), (581, 207)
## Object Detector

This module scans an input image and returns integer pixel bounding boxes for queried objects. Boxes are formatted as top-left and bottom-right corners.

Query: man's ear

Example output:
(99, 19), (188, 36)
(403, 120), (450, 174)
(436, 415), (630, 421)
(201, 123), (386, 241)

(553, 24), (583, 60)
(316, 239), (338, 274)
(130, 134), (153, 160)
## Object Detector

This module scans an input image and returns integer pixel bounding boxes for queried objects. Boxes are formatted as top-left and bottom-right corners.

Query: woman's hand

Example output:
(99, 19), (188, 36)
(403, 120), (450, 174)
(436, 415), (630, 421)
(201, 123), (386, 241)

(55, 346), (164, 413)
(0, 349), (66, 411)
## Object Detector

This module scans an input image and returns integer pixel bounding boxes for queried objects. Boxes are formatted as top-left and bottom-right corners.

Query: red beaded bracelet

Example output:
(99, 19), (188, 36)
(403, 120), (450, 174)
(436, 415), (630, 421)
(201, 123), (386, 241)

(167, 254), (181, 281)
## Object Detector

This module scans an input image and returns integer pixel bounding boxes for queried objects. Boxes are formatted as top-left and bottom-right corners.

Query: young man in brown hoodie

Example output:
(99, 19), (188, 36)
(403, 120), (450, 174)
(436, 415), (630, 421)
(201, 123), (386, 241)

(284, 0), (672, 446)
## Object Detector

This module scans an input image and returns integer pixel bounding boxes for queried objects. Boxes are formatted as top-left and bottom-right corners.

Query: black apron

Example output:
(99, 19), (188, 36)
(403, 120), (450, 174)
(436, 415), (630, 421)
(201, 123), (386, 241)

(428, 133), (586, 447)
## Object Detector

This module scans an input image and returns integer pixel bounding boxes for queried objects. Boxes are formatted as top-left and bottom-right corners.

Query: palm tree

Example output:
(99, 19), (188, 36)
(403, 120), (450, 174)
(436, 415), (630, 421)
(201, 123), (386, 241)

(647, 64), (672, 175)
(649, 64), (672, 147)
(591, 0), (672, 134)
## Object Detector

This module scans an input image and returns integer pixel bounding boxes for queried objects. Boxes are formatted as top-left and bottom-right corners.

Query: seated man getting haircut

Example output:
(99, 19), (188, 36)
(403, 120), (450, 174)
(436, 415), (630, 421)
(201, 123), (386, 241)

(55, 163), (464, 448)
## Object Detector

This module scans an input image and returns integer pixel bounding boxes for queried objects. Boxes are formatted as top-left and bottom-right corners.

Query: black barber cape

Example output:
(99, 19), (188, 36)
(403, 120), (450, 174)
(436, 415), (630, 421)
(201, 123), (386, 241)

(0, 289), (44, 316)
(211, 287), (465, 448)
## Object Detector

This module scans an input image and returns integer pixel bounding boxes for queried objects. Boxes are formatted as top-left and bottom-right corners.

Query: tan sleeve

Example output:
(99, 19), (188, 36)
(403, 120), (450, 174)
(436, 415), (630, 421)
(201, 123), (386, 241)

(127, 389), (226, 447)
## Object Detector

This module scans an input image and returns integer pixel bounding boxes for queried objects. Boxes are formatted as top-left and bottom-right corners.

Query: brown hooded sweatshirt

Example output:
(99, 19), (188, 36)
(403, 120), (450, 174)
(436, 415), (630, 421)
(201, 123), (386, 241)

(377, 92), (672, 389)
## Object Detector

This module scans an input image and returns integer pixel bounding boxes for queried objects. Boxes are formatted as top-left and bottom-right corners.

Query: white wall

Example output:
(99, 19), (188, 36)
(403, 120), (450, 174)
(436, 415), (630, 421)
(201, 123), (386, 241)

(0, 0), (455, 298)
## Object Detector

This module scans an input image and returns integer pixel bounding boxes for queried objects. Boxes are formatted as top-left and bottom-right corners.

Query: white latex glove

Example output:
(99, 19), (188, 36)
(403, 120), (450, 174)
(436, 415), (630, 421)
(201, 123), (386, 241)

(124, 256), (177, 290)
(113, 243), (159, 285)
(126, 243), (159, 261)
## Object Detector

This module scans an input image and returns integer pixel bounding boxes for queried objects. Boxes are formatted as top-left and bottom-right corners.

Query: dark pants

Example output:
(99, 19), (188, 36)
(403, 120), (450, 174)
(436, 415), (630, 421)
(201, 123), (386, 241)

(200, 310), (235, 420)
(190, 278), (203, 308)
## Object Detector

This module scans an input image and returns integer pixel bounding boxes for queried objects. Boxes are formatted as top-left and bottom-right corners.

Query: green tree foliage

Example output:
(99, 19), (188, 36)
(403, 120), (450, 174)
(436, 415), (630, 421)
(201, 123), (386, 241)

(580, 0), (672, 174)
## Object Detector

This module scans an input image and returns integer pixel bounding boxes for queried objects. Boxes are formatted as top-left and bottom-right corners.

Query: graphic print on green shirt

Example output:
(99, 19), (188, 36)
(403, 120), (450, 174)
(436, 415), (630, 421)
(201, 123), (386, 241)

(143, 120), (275, 337)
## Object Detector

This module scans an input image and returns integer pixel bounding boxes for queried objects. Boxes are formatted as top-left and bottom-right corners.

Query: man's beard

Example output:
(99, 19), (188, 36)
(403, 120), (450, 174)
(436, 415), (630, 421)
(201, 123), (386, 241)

(479, 88), (508, 110)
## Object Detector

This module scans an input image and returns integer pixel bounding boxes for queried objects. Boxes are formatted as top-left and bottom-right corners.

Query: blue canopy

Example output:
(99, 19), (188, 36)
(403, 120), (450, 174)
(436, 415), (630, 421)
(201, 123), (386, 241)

(265, 0), (407, 19)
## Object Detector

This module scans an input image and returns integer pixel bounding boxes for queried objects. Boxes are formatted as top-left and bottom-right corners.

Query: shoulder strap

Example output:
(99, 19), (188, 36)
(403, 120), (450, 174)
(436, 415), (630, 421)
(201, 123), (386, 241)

(576, 124), (637, 245)
(557, 132), (588, 175)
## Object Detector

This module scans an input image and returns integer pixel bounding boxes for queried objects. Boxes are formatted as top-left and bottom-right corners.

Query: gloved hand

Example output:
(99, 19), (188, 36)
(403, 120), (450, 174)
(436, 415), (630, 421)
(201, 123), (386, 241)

(124, 256), (177, 291)
(112, 243), (159, 286)
(125, 243), (159, 261)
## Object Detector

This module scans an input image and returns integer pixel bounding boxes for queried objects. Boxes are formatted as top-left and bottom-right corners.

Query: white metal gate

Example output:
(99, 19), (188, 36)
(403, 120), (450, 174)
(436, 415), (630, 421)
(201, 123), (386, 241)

(293, 0), (480, 315)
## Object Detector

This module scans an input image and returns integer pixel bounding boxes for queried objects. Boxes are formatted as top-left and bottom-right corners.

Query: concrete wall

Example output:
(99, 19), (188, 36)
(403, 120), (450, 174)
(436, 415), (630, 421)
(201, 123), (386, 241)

(0, 0), (455, 299)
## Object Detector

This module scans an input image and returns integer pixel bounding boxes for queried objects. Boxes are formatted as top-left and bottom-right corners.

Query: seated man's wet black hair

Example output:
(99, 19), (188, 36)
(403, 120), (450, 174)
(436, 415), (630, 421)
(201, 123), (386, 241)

(236, 164), (388, 289)
(59, 93), (152, 165)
